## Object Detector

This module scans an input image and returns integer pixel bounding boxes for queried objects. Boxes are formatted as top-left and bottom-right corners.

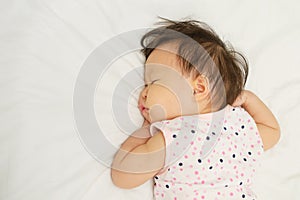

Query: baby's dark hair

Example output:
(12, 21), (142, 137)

(140, 18), (248, 107)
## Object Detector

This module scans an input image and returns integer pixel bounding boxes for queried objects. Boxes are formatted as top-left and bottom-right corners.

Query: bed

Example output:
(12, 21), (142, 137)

(1, 0), (300, 199)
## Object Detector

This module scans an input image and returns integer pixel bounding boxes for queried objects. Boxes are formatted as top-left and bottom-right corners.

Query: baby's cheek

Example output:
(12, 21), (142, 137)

(149, 104), (167, 122)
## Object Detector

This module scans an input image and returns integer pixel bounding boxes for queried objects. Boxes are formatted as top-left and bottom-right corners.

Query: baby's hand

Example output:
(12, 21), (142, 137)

(142, 119), (150, 127)
(232, 90), (249, 107)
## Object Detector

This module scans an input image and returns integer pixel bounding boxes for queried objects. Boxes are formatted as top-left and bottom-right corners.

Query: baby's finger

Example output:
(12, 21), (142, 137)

(232, 97), (242, 107)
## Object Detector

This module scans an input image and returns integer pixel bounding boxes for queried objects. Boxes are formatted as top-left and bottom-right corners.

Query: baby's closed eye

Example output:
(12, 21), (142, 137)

(144, 79), (159, 87)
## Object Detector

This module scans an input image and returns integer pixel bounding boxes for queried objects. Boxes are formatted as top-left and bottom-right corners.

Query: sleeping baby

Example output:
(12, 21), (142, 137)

(111, 18), (280, 200)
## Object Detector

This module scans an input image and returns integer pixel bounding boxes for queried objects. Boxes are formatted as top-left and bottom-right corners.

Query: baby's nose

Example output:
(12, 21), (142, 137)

(141, 86), (148, 98)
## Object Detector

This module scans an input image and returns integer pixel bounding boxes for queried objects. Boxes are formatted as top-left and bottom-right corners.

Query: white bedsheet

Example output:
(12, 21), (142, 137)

(1, 0), (300, 199)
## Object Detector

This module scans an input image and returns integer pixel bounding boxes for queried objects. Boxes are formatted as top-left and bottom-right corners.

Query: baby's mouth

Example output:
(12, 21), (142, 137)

(138, 104), (149, 113)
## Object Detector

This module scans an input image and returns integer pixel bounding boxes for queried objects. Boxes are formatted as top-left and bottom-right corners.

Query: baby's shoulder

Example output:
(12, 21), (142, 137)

(225, 105), (257, 126)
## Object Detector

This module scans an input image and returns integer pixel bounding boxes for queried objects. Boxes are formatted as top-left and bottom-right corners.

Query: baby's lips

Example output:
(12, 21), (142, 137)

(138, 104), (148, 112)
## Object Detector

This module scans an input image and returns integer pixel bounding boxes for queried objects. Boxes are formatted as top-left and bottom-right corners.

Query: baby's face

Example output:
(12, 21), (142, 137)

(138, 46), (199, 123)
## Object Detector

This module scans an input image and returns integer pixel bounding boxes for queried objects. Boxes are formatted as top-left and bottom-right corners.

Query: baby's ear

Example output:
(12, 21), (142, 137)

(192, 75), (210, 100)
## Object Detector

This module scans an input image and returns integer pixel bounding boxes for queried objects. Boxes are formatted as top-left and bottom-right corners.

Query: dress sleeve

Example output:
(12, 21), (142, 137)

(150, 119), (195, 168)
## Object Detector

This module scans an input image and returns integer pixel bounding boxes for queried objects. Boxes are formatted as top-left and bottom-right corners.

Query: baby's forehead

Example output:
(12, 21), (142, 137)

(145, 45), (183, 79)
(145, 49), (180, 68)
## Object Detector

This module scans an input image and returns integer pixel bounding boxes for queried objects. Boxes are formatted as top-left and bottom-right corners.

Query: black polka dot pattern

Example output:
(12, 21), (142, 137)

(151, 105), (263, 199)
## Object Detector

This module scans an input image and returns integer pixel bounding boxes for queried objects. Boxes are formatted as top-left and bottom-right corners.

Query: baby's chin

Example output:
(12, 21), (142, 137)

(139, 109), (151, 124)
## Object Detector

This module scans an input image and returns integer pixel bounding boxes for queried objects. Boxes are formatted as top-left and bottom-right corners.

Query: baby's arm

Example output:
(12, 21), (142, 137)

(233, 90), (280, 151)
(111, 120), (165, 189)
(116, 120), (152, 151)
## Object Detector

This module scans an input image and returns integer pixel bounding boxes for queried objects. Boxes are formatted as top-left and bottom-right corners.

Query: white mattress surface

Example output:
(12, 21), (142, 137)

(1, 0), (300, 199)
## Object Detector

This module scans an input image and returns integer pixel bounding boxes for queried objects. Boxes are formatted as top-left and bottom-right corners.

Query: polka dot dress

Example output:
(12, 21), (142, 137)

(149, 105), (264, 200)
